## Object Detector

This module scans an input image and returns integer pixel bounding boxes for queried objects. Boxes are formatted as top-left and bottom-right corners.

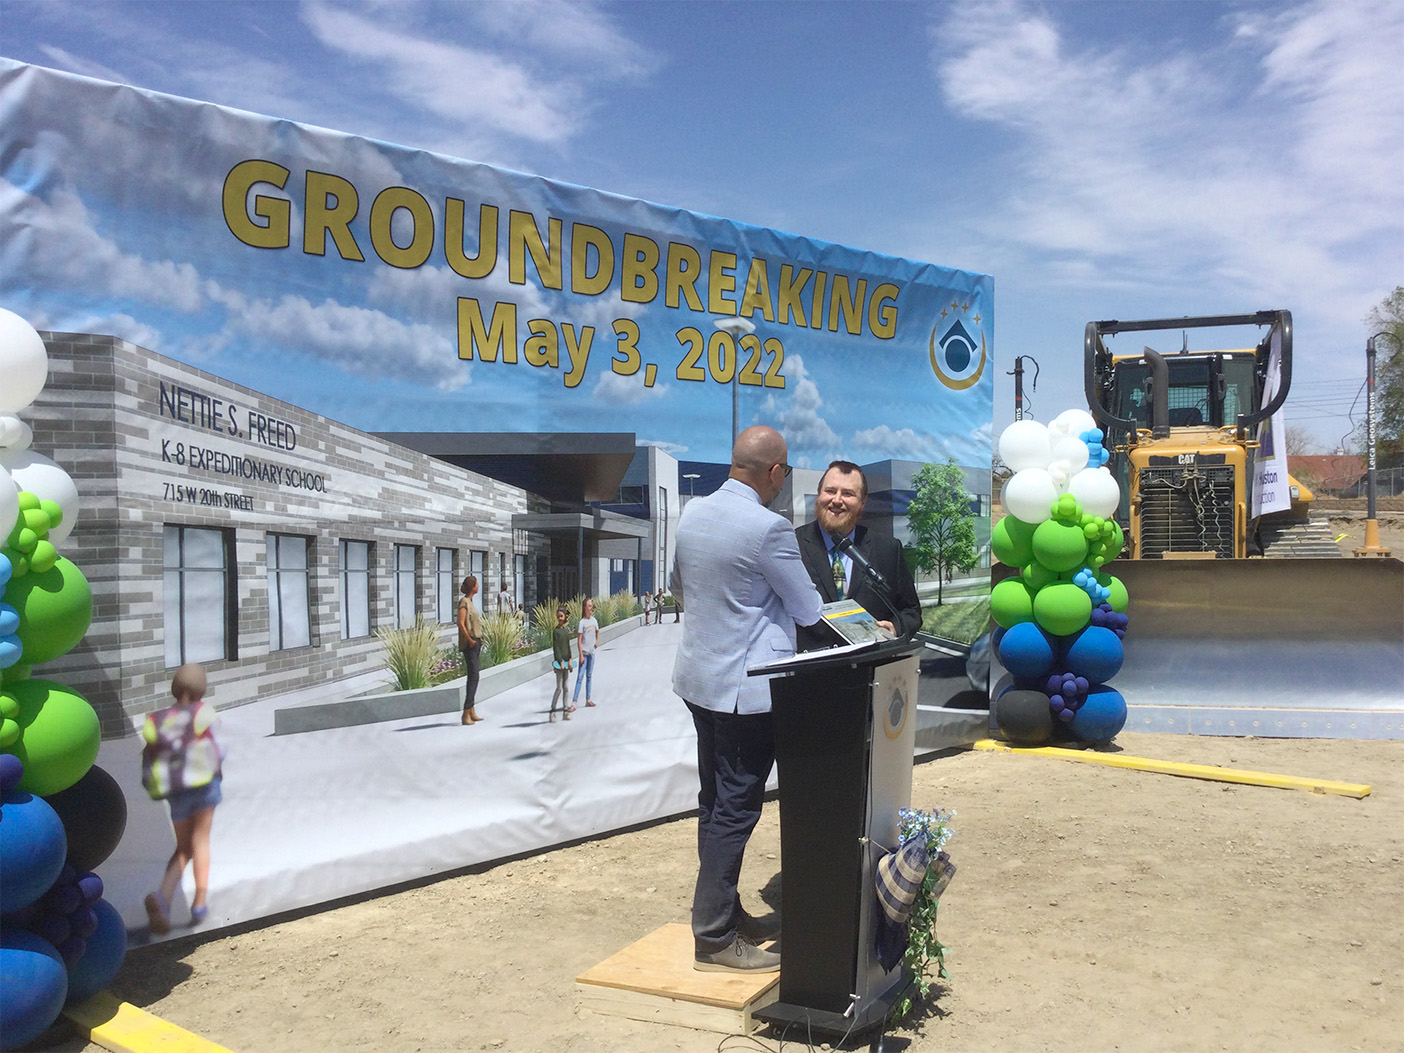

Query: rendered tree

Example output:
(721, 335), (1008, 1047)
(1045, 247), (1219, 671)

(1366, 286), (1403, 463)
(906, 459), (978, 606)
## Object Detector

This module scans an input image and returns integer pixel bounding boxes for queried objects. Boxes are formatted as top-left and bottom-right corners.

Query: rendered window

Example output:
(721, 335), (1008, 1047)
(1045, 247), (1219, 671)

(339, 539), (371, 639)
(435, 547), (455, 623)
(266, 533), (311, 651)
(468, 550), (486, 613)
(163, 525), (234, 667)
(393, 544), (419, 628)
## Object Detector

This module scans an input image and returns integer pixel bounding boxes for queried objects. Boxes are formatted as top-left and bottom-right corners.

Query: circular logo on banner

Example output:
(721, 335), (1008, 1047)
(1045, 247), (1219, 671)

(884, 684), (909, 740)
(929, 307), (987, 390)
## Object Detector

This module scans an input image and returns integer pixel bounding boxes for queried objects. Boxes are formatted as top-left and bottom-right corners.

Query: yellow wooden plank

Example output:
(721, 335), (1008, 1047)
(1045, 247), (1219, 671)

(970, 739), (1372, 798)
(63, 991), (238, 1053)
(575, 923), (780, 1035)
(576, 923), (777, 1008)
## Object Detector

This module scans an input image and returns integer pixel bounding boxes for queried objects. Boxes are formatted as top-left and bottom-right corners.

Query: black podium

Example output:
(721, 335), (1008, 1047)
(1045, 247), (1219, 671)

(749, 637), (921, 1039)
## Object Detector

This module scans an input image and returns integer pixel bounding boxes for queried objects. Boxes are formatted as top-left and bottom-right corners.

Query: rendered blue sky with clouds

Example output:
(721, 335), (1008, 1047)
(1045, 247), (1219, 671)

(3, 0), (1401, 453)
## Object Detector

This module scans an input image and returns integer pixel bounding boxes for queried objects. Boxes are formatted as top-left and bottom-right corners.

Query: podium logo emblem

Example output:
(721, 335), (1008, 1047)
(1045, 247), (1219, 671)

(884, 684), (909, 740)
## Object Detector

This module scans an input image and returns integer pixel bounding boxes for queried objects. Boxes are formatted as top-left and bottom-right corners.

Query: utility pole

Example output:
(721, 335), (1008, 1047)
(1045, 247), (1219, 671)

(1355, 333), (1392, 556)
(1009, 355), (1040, 420)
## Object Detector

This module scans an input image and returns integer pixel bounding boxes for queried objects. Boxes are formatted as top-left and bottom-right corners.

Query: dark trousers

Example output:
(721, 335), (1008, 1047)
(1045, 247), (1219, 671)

(686, 701), (775, 953)
(462, 643), (481, 712)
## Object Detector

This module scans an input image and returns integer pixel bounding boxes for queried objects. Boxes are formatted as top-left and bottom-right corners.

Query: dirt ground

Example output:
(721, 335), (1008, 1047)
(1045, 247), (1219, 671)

(43, 731), (1404, 1053)
(1326, 506), (1404, 556)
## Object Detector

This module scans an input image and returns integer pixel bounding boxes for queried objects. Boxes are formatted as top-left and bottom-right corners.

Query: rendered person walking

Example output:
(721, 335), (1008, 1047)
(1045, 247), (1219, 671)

(458, 575), (484, 725)
(549, 605), (575, 721)
(141, 663), (224, 933)
(573, 596), (600, 708)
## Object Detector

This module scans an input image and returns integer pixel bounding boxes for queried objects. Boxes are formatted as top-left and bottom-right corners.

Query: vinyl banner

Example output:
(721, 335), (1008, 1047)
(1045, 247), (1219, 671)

(0, 60), (992, 470)
(0, 59), (994, 935)
(1252, 328), (1291, 517)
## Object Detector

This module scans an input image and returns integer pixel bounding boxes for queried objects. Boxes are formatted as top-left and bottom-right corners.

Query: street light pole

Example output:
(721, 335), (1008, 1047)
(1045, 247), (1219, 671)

(713, 316), (756, 447)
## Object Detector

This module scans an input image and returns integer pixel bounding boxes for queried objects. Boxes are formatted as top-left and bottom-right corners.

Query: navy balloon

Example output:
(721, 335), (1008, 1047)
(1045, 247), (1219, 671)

(64, 898), (126, 1004)
(0, 790), (67, 911)
(1064, 626), (1124, 684)
(0, 927), (68, 1049)
(997, 621), (1057, 679)
(1070, 686), (1128, 743)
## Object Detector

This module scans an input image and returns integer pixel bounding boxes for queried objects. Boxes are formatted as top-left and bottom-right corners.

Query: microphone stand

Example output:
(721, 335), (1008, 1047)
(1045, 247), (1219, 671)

(833, 534), (907, 637)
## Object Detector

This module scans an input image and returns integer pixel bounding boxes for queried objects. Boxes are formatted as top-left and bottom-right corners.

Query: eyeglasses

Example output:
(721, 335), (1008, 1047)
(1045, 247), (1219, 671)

(774, 463), (793, 478)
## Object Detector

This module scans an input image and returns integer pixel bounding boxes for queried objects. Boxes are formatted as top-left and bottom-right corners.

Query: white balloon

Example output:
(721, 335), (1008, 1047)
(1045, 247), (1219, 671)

(0, 308), (48, 414)
(1001, 468), (1059, 524)
(0, 465), (18, 542)
(0, 449), (79, 545)
(1051, 433), (1091, 470)
(1054, 408), (1098, 439)
(1068, 467), (1122, 518)
(1047, 458), (1078, 491)
(0, 415), (27, 448)
(998, 420), (1053, 472)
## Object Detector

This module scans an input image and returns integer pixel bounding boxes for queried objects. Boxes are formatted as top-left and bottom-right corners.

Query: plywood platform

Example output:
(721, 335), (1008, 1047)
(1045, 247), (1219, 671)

(575, 923), (779, 1035)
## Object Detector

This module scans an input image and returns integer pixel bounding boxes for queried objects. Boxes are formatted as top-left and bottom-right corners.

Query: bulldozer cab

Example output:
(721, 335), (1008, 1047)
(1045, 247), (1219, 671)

(1104, 351), (1260, 434)
(1085, 311), (1291, 558)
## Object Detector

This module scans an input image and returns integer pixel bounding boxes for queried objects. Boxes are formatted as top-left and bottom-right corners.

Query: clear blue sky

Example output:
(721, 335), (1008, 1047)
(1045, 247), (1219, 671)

(4, 0), (1401, 452)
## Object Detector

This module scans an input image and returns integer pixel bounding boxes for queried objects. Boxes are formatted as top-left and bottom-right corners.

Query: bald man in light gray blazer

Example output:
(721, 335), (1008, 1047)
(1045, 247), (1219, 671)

(671, 425), (824, 972)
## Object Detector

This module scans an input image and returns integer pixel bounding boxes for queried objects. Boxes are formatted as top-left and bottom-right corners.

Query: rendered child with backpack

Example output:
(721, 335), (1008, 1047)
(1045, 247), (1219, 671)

(141, 662), (224, 933)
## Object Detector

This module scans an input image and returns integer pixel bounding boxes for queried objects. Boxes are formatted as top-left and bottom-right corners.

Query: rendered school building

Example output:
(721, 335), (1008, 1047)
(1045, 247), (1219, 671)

(28, 332), (652, 735)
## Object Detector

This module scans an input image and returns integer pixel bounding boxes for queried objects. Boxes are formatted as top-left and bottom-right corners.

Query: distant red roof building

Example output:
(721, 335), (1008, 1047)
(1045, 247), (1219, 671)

(1291, 454), (1366, 492)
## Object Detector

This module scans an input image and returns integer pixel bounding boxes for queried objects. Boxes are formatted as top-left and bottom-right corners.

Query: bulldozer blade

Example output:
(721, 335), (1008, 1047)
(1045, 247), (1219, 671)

(1113, 558), (1403, 717)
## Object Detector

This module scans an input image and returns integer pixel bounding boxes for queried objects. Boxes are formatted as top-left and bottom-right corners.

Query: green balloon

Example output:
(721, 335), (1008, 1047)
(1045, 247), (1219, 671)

(1032, 582), (1093, 637)
(3, 678), (100, 795)
(1097, 572), (1129, 613)
(991, 516), (1037, 568)
(990, 578), (1036, 628)
(1031, 519), (1090, 573)
(1021, 561), (1058, 591)
(8, 557), (92, 665)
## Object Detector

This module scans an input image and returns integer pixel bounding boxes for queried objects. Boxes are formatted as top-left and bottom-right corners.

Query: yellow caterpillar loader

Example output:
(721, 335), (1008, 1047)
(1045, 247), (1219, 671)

(1084, 309), (1324, 557)
(1077, 310), (1402, 721)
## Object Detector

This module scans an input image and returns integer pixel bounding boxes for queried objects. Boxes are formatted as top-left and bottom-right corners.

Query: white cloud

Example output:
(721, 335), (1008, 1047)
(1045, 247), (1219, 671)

(2, 180), (208, 314)
(590, 368), (667, 406)
(928, 0), (1404, 329)
(300, 0), (640, 146)
(764, 353), (838, 456)
(210, 286), (464, 391)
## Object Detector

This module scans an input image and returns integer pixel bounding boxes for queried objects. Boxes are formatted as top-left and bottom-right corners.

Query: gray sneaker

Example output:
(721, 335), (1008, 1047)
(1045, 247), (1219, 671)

(737, 911), (781, 942)
(693, 934), (781, 973)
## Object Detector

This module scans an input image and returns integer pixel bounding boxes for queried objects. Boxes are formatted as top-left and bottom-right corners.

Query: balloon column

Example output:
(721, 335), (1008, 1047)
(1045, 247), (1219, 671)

(0, 308), (127, 1049)
(990, 410), (1130, 747)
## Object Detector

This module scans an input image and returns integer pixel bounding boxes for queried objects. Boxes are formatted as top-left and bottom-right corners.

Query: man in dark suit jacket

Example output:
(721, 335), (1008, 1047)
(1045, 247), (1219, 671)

(795, 460), (923, 652)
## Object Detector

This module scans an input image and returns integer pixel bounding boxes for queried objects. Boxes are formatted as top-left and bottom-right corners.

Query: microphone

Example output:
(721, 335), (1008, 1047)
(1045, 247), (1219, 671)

(831, 534), (906, 637)
(833, 534), (890, 593)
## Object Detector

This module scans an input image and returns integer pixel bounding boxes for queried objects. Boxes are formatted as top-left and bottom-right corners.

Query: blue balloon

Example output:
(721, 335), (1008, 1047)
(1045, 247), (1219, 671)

(0, 790), (67, 912)
(1064, 626), (1125, 684)
(1070, 686), (1128, 743)
(997, 621), (1057, 679)
(0, 927), (68, 1049)
(65, 898), (126, 1004)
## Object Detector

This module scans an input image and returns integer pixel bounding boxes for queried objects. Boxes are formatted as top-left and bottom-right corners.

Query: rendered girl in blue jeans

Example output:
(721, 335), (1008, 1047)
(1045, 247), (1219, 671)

(573, 596), (600, 707)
